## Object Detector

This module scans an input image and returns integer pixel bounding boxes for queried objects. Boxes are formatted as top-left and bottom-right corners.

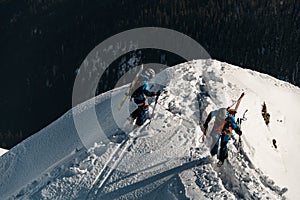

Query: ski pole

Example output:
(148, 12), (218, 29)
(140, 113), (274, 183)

(147, 92), (160, 127)
(236, 109), (248, 158)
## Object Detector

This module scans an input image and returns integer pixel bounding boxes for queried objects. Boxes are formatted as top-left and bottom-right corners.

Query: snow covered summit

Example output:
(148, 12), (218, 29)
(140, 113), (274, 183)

(0, 59), (299, 199)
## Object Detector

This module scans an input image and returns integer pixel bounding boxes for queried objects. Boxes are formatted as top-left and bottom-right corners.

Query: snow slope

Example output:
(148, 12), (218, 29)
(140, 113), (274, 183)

(1, 59), (299, 199)
(0, 148), (8, 156)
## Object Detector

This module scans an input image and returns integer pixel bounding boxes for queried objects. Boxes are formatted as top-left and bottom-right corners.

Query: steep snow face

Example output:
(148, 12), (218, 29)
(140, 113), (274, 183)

(220, 62), (300, 199)
(0, 59), (299, 200)
(220, 63), (300, 189)
(198, 60), (300, 199)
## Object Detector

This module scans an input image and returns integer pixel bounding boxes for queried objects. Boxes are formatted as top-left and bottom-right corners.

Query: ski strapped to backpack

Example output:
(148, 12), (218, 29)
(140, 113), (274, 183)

(220, 92), (245, 134)
(201, 92), (245, 142)
(118, 64), (144, 111)
(228, 92), (245, 112)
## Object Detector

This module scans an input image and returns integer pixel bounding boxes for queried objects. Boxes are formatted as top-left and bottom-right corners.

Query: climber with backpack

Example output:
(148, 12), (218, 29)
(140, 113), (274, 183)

(203, 107), (228, 154)
(218, 108), (242, 165)
(202, 93), (244, 166)
(129, 68), (161, 126)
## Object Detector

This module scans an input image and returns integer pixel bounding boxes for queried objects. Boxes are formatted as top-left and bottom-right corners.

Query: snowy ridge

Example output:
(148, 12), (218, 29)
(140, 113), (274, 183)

(1, 59), (299, 199)
(0, 148), (7, 157)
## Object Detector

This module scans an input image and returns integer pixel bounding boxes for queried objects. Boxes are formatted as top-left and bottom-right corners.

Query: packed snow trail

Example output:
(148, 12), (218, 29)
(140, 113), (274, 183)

(2, 59), (299, 199)
(86, 139), (129, 199)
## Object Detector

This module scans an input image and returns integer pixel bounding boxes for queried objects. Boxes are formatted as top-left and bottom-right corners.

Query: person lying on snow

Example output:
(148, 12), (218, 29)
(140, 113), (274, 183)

(129, 68), (161, 126)
(203, 108), (242, 166)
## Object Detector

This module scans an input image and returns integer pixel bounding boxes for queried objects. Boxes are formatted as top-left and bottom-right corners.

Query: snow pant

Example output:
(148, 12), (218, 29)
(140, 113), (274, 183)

(219, 134), (230, 162)
(210, 132), (220, 156)
(130, 105), (149, 126)
(210, 133), (230, 162)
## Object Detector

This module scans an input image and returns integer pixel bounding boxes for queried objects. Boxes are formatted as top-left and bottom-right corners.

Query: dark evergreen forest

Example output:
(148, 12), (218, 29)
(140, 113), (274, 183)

(1, 0), (299, 148)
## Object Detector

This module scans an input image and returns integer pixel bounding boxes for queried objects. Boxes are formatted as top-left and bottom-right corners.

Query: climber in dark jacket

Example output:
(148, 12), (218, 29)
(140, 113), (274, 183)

(130, 68), (160, 126)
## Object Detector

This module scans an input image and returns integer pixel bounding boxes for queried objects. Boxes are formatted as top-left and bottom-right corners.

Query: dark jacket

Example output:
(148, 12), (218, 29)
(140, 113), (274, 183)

(131, 80), (156, 104)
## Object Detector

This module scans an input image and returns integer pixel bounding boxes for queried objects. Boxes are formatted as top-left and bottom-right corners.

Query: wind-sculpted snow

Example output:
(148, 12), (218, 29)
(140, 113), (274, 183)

(1, 59), (299, 199)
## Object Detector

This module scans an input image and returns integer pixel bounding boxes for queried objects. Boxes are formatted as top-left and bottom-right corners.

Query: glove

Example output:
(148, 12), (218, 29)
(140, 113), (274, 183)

(236, 129), (242, 136)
